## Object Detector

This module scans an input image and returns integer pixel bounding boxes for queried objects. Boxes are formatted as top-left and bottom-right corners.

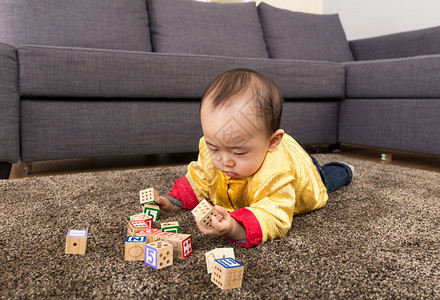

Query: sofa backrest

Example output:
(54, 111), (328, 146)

(0, 0), (151, 51)
(147, 0), (268, 58)
(257, 2), (353, 62)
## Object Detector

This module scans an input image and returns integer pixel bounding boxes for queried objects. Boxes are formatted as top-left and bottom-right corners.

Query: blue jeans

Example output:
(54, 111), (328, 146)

(310, 157), (353, 193)
(299, 143), (353, 193)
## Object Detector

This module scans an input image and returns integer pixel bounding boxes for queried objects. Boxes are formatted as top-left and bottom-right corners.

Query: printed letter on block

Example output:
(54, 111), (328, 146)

(125, 236), (147, 261)
(211, 258), (244, 290)
(144, 241), (173, 270)
(65, 229), (88, 255)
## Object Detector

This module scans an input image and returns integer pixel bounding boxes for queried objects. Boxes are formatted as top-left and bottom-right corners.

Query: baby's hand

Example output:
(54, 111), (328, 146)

(155, 196), (182, 213)
(195, 206), (246, 241)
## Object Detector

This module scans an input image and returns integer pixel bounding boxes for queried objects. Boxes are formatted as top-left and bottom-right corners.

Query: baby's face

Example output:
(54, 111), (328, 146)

(200, 98), (271, 179)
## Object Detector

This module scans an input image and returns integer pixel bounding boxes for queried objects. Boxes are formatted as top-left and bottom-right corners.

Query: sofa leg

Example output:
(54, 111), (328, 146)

(0, 162), (12, 180)
(328, 143), (341, 153)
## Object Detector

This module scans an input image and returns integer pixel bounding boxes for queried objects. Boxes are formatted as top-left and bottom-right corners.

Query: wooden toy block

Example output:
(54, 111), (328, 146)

(130, 213), (152, 222)
(144, 241), (173, 270)
(161, 221), (180, 233)
(191, 199), (223, 230)
(65, 229), (88, 255)
(205, 248), (235, 273)
(136, 228), (161, 242)
(150, 231), (176, 242)
(127, 220), (152, 236)
(381, 153), (392, 163)
(211, 258), (244, 290)
(167, 234), (192, 259)
(139, 188), (159, 205)
(124, 236), (147, 261)
(143, 204), (160, 221)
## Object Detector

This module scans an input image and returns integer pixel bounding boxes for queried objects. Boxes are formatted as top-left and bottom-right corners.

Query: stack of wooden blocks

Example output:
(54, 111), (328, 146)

(66, 191), (244, 289)
(124, 188), (193, 269)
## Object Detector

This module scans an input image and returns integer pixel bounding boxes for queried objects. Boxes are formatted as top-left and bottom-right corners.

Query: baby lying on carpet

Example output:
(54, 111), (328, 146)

(155, 68), (353, 248)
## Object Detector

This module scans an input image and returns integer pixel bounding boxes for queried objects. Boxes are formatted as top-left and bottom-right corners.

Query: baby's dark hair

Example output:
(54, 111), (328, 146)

(201, 68), (284, 137)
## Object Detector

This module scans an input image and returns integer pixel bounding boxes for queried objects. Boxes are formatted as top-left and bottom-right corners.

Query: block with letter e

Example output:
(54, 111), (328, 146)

(65, 229), (88, 255)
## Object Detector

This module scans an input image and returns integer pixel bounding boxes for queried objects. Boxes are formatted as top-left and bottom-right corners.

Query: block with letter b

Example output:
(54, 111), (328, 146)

(144, 241), (173, 270)
(191, 199), (222, 229)
(65, 229), (88, 255)
(125, 236), (147, 261)
(139, 187), (159, 205)
(211, 258), (244, 290)
(167, 234), (192, 259)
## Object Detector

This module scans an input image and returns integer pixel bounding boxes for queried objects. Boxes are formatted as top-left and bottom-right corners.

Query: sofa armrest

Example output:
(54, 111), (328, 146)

(349, 26), (440, 61)
(0, 42), (19, 164)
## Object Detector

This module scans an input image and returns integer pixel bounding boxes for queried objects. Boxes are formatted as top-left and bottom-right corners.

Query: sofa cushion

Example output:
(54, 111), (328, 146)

(147, 0), (268, 58)
(339, 99), (440, 155)
(0, 0), (151, 51)
(17, 46), (345, 99)
(257, 3), (353, 62)
(345, 55), (440, 98)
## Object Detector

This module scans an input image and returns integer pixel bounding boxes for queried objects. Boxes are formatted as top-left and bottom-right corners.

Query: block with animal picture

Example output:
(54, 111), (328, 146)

(166, 234), (193, 259)
(124, 236), (147, 261)
(211, 258), (244, 290)
(139, 187), (159, 205)
(191, 199), (223, 230)
(144, 241), (173, 270)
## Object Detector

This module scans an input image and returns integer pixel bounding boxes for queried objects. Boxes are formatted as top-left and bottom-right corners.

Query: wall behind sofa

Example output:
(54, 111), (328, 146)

(323, 0), (440, 40)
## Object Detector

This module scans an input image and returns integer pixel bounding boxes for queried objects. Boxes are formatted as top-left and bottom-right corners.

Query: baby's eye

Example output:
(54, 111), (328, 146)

(234, 152), (247, 156)
(209, 148), (218, 152)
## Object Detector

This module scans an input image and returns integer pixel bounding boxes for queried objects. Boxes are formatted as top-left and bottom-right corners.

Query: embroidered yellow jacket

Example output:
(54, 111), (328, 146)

(168, 133), (328, 247)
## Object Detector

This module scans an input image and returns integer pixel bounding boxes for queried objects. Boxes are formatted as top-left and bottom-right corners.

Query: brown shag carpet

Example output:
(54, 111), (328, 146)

(1, 154), (439, 299)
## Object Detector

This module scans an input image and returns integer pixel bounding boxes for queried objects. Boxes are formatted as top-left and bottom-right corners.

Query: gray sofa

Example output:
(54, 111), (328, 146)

(0, 0), (438, 179)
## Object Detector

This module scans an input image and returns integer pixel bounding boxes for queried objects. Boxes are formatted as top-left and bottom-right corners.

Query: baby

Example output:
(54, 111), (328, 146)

(156, 68), (353, 248)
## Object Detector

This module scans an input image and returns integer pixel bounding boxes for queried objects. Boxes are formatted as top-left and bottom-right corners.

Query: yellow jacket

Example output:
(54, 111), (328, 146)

(170, 133), (328, 247)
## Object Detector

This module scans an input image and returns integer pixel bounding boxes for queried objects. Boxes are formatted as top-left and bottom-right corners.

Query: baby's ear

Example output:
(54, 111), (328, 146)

(268, 129), (284, 152)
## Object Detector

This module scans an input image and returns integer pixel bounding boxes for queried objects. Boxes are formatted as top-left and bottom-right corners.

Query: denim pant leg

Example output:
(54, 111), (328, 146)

(297, 141), (353, 193)
(319, 162), (353, 193)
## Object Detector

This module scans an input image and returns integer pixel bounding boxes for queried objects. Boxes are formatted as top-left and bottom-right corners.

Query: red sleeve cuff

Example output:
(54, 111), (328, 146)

(168, 176), (200, 210)
(228, 208), (263, 248)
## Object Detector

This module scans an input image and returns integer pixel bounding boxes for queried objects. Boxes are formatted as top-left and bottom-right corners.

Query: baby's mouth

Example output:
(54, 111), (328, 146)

(223, 171), (237, 178)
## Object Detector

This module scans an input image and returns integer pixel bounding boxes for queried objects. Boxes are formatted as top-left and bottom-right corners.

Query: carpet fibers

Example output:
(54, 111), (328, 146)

(1, 154), (439, 299)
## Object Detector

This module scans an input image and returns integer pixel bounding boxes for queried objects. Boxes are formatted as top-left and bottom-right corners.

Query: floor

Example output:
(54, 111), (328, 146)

(8, 144), (440, 179)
